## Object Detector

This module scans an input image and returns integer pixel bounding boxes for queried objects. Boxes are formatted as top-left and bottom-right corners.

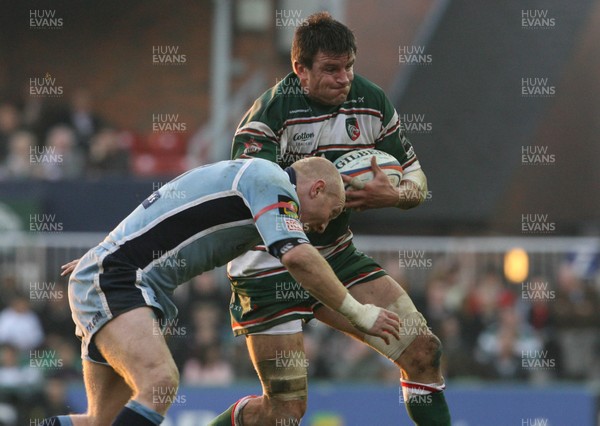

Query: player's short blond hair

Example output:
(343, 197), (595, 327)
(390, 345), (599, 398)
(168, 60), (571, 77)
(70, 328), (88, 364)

(291, 157), (344, 199)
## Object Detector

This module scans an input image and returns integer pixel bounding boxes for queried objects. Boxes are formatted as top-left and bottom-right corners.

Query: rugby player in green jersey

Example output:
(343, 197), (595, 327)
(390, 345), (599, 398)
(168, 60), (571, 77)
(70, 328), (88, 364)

(211, 11), (451, 426)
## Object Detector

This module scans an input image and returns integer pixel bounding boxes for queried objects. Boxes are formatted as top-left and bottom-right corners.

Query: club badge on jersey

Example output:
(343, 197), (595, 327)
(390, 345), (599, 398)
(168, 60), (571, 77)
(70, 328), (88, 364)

(346, 117), (361, 141)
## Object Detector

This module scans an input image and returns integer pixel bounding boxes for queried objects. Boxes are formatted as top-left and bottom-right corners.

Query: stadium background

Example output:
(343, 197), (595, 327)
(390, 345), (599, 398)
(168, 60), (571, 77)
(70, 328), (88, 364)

(0, 0), (599, 425)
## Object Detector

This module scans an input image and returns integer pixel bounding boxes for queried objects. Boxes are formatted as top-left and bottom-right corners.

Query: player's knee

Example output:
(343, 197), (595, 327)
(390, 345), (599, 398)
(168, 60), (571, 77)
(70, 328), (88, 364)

(157, 362), (180, 390)
(287, 399), (307, 420)
(402, 333), (443, 374)
(144, 360), (180, 401)
(363, 295), (429, 363)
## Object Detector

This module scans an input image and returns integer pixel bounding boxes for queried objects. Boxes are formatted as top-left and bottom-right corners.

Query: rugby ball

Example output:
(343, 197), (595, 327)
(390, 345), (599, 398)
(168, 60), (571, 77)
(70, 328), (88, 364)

(333, 149), (403, 189)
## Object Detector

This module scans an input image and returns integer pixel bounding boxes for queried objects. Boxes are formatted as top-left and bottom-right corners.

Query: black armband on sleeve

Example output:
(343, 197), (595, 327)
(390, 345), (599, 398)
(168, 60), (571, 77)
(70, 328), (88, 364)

(268, 237), (310, 259)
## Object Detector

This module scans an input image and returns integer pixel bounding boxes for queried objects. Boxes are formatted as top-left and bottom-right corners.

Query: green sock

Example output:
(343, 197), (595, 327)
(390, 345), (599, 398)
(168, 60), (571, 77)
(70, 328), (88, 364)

(207, 401), (235, 426)
(209, 395), (259, 426)
(405, 391), (451, 426)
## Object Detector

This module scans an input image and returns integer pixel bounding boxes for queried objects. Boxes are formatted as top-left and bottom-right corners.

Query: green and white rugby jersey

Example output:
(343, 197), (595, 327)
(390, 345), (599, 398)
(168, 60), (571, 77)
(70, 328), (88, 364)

(229, 72), (421, 278)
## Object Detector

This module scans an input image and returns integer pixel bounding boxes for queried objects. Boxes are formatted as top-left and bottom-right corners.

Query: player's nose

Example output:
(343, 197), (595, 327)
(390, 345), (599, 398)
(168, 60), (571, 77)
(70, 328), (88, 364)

(335, 70), (350, 85)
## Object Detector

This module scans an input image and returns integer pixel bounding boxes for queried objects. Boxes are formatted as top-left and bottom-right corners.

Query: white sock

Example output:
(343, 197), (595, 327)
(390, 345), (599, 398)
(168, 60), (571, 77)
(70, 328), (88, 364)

(400, 378), (445, 404)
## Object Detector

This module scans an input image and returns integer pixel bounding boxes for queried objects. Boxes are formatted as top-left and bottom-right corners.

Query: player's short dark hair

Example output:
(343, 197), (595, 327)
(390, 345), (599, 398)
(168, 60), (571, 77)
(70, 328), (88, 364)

(291, 11), (357, 69)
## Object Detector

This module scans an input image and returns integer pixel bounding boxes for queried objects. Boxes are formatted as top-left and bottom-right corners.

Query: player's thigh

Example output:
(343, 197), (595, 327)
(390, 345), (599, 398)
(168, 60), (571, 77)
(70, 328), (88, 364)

(348, 275), (405, 305)
(93, 306), (177, 391)
(246, 332), (305, 366)
(71, 360), (132, 426)
(315, 275), (405, 336)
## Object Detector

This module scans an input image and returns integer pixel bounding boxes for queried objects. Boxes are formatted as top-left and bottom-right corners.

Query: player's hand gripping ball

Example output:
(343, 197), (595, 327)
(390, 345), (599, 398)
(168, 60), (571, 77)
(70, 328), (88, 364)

(333, 149), (403, 190)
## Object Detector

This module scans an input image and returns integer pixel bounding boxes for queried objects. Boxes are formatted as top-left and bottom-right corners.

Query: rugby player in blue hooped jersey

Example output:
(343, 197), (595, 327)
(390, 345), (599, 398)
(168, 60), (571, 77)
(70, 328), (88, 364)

(43, 157), (400, 426)
(211, 11), (451, 426)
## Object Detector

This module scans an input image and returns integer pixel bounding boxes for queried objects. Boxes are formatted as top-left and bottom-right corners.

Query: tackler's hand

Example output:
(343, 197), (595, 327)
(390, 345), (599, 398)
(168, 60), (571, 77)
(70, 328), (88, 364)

(355, 304), (400, 345)
(60, 258), (80, 277)
(338, 293), (400, 345)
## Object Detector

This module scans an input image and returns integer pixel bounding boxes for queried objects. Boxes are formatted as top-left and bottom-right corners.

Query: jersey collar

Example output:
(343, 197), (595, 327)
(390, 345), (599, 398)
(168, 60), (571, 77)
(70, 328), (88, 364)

(284, 166), (297, 187)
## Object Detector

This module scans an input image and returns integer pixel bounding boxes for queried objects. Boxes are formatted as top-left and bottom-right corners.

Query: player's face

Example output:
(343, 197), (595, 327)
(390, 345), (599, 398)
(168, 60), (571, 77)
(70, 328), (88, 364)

(300, 189), (345, 234)
(295, 51), (355, 106)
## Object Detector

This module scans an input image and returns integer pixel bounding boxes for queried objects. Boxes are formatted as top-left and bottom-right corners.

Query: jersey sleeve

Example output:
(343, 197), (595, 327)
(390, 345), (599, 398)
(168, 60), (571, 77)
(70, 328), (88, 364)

(374, 90), (421, 173)
(237, 160), (310, 259)
(231, 93), (282, 162)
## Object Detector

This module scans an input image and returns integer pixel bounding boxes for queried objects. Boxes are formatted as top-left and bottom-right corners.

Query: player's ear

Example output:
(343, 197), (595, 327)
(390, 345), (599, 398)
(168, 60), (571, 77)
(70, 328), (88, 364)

(294, 61), (311, 85)
(310, 179), (326, 198)
(293, 60), (304, 76)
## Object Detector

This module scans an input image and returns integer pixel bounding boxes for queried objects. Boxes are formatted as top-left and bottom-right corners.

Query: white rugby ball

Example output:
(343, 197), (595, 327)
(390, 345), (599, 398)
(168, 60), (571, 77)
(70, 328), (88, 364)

(333, 149), (403, 189)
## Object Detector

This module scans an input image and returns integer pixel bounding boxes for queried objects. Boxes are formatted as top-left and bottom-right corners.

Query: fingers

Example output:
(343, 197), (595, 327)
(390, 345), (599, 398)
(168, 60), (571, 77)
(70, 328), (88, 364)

(380, 330), (390, 344)
(342, 175), (365, 191)
(341, 174), (353, 184)
(60, 259), (79, 277)
(382, 311), (400, 341)
(344, 188), (369, 211)
(344, 199), (363, 210)
(370, 309), (400, 344)
(344, 184), (367, 211)
(342, 158), (389, 210)
(370, 156), (383, 174)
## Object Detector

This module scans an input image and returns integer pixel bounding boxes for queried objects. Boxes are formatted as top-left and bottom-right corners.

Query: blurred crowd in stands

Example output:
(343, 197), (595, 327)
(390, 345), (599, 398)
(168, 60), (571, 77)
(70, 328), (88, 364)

(1, 247), (599, 422)
(0, 90), (199, 183)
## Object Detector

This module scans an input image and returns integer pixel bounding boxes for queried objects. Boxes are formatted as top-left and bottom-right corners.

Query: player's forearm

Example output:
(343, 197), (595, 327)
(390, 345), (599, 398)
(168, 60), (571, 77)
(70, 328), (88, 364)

(396, 180), (422, 209)
(281, 243), (397, 340)
(280, 244), (348, 311)
(396, 169), (428, 209)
